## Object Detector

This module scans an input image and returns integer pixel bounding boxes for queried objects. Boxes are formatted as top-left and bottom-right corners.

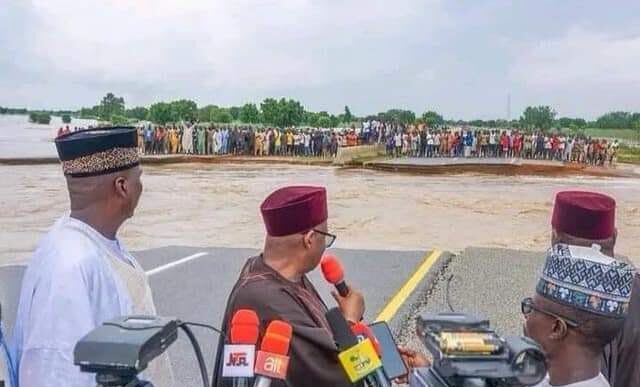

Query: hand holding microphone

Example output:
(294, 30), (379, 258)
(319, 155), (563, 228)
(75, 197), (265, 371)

(321, 255), (365, 323)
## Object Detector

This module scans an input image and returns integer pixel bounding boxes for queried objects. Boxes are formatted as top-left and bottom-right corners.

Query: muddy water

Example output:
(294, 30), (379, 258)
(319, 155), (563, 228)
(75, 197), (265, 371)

(2, 163), (639, 265)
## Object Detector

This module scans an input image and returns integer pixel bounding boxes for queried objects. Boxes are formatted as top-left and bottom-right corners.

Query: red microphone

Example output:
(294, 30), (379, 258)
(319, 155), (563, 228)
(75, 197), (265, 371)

(321, 255), (349, 297)
(223, 310), (260, 387)
(351, 322), (381, 355)
(253, 320), (293, 387)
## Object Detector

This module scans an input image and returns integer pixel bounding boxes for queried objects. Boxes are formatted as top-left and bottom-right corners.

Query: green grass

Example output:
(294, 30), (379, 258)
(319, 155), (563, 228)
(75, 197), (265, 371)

(583, 128), (639, 142)
(618, 145), (640, 164)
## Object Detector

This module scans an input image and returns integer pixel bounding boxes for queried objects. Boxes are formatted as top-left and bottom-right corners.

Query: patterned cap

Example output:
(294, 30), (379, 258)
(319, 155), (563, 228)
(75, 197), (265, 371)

(537, 244), (635, 318)
(55, 127), (140, 177)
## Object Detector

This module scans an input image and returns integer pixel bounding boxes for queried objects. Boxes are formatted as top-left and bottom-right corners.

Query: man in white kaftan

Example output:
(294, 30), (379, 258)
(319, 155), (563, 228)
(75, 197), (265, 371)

(10, 127), (173, 387)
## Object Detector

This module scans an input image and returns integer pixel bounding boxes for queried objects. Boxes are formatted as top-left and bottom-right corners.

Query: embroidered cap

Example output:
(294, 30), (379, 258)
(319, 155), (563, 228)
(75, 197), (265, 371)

(537, 244), (635, 318)
(55, 127), (140, 177)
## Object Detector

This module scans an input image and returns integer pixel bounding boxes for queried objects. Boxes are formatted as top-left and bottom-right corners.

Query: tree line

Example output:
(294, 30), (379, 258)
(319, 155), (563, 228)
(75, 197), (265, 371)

(3, 94), (640, 132)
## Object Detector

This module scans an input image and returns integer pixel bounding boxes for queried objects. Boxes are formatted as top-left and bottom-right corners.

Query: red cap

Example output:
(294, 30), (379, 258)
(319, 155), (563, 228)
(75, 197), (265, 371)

(321, 255), (344, 284)
(552, 191), (616, 240)
(230, 309), (260, 345)
(260, 186), (328, 237)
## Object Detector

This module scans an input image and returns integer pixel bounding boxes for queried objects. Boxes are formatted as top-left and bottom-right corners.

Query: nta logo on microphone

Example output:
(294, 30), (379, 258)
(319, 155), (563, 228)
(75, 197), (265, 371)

(226, 352), (249, 367)
(221, 344), (255, 377)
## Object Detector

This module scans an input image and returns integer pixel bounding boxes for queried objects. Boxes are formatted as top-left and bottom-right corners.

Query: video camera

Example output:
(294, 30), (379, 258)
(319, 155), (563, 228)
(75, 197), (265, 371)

(409, 313), (546, 387)
(74, 316), (179, 387)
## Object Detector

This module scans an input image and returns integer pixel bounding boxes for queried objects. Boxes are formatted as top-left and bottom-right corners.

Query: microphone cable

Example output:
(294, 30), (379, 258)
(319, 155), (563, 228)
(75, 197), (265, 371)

(178, 321), (225, 387)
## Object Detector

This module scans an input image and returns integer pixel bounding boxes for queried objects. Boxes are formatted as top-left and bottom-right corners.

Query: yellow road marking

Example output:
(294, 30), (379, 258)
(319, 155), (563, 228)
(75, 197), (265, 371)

(374, 249), (443, 322)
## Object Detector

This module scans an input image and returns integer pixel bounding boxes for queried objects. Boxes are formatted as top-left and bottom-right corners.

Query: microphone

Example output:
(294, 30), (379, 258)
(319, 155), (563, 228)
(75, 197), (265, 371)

(252, 320), (293, 387)
(326, 308), (383, 385)
(321, 255), (349, 297)
(351, 322), (391, 387)
(222, 309), (260, 387)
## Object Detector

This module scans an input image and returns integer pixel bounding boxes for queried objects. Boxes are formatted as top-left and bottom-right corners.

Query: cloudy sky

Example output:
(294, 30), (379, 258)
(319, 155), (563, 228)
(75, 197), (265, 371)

(2, 0), (639, 120)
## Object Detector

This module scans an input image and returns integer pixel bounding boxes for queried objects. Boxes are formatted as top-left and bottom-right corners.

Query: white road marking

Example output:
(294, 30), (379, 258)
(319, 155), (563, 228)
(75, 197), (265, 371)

(145, 252), (208, 276)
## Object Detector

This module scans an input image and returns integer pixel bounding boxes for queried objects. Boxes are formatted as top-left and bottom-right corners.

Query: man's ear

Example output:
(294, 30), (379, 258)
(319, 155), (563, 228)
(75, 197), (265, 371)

(549, 318), (569, 341)
(302, 230), (314, 249)
(114, 176), (127, 199)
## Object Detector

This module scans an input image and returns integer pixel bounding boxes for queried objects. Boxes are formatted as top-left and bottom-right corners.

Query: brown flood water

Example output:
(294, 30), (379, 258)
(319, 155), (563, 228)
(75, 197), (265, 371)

(2, 163), (639, 265)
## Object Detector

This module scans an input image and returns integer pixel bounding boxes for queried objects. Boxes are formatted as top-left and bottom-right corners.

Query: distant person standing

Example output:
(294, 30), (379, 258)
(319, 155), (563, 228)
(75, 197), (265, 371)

(182, 122), (194, 154)
(144, 125), (153, 154)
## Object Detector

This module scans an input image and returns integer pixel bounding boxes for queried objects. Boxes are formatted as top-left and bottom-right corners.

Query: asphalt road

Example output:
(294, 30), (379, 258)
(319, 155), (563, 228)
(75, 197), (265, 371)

(135, 245), (429, 387)
(398, 247), (545, 357)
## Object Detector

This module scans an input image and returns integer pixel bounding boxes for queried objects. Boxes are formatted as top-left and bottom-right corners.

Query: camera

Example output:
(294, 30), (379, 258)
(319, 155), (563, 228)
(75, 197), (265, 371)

(409, 313), (546, 387)
(74, 316), (179, 387)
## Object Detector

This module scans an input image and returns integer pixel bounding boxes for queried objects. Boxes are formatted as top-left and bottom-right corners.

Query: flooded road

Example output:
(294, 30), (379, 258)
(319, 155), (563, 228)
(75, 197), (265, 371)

(2, 163), (639, 264)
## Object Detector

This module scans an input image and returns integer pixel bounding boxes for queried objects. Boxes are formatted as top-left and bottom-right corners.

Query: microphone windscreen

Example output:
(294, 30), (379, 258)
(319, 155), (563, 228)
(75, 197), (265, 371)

(260, 333), (291, 355)
(266, 319), (293, 339)
(231, 309), (259, 327)
(321, 255), (344, 284)
(230, 325), (260, 345)
(230, 309), (260, 344)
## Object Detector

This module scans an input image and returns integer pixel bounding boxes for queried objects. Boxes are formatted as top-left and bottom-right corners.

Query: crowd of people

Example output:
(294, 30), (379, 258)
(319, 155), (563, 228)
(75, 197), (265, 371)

(133, 121), (622, 167)
(136, 124), (344, 158)
(56, 121), (623, 168)
(381, 127), (620, 166)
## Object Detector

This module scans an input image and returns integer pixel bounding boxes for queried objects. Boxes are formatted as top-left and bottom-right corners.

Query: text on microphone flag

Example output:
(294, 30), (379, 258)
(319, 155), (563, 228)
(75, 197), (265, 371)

(221, 344), (256, 378)
(254, 351), (290, 380)
(337, 338), (383, 382)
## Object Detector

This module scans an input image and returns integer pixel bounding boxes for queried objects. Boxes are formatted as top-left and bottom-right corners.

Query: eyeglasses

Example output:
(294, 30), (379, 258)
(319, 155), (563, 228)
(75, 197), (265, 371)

(312, 229), (336, 249)
(521, 297), (580, 328)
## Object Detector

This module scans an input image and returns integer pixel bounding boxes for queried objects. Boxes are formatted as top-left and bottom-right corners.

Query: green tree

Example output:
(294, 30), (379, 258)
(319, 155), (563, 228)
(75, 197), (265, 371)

(595, 111), (638, 129)
(317, 116), (332, 128)
(125, 106), (149, 121)
(239, 103), (260, 123)
(149, 102), (174, 124)
(80, 105), (100, 118)
(421, 110), (444, 127)
(343, 105), (353, 123)
(303, 111), (319, 127)
(380, 109), (415, 125)
(198, 105), (219, 122)
(229, 106), (241, 121)
(520, 106), (557, 130)
(62, 114), (72, 124)
(29, 112), (51, 124)
(169, 99), (197, 122)
(260, 98), (304, 127)
(110, 115), (128, 125)
(98, 92), (125, 121)
(211, 108), (233, 123)
(330, 114), (340, 128)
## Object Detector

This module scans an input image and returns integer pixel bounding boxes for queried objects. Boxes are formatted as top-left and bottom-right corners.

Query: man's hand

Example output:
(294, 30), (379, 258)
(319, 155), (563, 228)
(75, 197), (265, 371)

(398, 346), (430, 368)
(394, 346), (431, 384)
(331, 287), (365, 323)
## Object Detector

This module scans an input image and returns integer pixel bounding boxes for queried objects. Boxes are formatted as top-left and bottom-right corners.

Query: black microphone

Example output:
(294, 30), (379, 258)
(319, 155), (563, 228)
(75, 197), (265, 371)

(326, 308), (385, 387)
